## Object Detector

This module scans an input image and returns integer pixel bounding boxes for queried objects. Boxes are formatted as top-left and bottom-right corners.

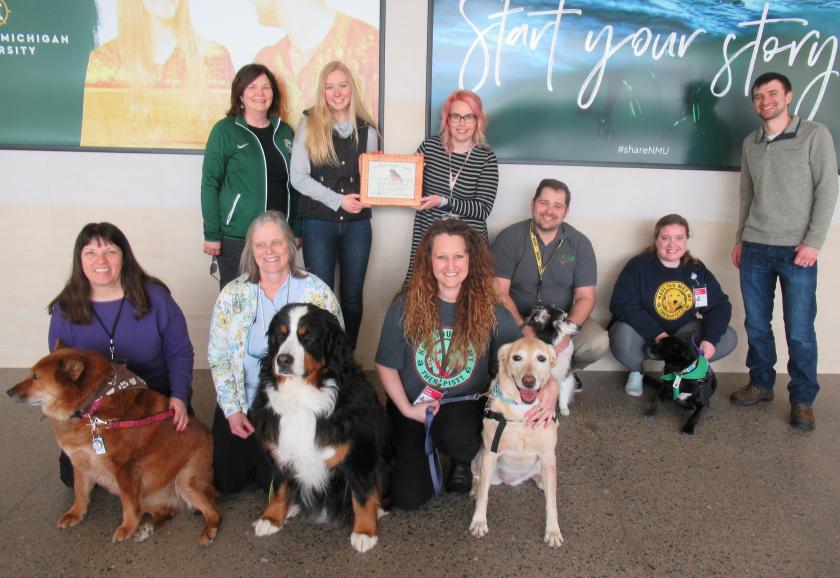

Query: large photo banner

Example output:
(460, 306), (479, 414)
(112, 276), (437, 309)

(428, 0), (840, 169)
(0, 0), (380, 151)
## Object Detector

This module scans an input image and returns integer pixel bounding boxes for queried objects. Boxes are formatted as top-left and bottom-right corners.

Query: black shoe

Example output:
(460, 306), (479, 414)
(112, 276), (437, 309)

(445, 459), (472, 494)
(573, 372), (583, 392)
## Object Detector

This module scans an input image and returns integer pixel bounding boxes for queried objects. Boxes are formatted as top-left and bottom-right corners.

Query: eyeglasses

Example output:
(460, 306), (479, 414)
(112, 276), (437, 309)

(209, 256), (219, 280)
(448, 113), (477, 124)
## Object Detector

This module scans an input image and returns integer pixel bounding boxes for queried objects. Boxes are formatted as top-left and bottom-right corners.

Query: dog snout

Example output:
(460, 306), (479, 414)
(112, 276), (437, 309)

(274, 353), (294, 373)
(521, 374), (536, 388)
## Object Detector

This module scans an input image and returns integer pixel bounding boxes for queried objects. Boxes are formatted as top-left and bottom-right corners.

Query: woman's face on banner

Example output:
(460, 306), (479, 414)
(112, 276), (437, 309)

(143, 0), (181, 21)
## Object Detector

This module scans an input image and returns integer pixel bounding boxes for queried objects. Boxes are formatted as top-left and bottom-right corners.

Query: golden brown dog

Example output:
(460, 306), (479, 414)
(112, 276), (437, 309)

(6, 344), (221, 545)
(469, 336), (563, 547)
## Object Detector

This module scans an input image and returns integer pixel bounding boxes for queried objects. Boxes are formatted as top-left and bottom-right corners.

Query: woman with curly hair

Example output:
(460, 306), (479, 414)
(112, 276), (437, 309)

(376, 219), (557, 510)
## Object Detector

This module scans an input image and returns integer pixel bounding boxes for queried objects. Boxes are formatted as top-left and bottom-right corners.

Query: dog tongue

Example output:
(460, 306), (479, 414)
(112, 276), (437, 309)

(518, 388), (538, 404)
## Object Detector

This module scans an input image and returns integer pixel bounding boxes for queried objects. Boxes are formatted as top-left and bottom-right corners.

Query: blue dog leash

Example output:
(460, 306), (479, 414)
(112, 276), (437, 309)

(424, 393), (483, 497)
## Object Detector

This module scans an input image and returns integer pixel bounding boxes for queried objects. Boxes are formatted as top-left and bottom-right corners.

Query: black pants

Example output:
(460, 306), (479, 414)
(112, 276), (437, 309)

(211, 405), (275, 495)
(386, 399), (484, 511)
(217, 237), (247, 290)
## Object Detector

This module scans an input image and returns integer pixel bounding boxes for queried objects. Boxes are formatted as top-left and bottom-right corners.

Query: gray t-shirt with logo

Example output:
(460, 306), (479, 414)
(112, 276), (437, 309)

(492, 219), (597, 316)
(376, 296), (520, 401)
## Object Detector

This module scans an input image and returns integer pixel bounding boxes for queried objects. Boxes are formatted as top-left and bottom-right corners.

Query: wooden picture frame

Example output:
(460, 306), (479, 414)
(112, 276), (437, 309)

(359, 153), (424, 207)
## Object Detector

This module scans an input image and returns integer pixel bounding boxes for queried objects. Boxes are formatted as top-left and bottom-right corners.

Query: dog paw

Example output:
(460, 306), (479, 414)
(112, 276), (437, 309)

(350, 532), (378, 553)
(377, 507), (388, 520)
(286, 504), (300, 520)
(469, 518), (489, 538)
(133, 523), (154, 542)
(545, 527), (564, 548)
(57, 511), (85, 528)
(111, 525), (136, 543)
(253, 518), (281, 537)
(680, 427), (696, 436)
(559, 407), (570, 417)
(198, 525), (218, 546)
(644, 414), (654, 422)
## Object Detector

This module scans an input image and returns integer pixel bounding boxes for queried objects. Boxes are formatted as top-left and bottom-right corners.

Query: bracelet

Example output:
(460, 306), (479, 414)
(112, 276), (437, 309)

(439, 196), (448, 208)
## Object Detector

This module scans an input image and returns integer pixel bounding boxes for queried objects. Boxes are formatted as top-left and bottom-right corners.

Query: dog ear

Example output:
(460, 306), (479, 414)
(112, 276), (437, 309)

(325, 314), (353, 372)
(54, 338), (67, 351)
(547, 346), (557, 367)
(497, 343), (512, 374)
(59, 356), (85, 383)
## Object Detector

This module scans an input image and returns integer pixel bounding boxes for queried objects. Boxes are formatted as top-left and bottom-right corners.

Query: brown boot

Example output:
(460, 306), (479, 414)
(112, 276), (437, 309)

(790, 403), (815, 431)
(729, 384), (774, 406)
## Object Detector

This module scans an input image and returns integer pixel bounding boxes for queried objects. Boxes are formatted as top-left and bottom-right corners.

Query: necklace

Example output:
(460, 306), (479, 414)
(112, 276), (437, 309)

(447, 147), (473, 193)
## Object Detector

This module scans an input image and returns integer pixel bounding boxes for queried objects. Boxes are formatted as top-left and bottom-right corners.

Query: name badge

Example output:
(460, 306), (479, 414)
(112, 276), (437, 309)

(413, 385), (444, 405)
(693, 286), (708, 308)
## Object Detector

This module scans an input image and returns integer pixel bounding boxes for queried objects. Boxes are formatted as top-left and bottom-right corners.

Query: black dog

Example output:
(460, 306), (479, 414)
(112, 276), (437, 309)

(249, 303), (388, 553)
(646, 336), (717, 435)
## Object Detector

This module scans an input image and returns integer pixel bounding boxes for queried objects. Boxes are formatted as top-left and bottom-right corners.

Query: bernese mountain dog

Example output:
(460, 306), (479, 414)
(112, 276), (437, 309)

(250, 303), (387, 553)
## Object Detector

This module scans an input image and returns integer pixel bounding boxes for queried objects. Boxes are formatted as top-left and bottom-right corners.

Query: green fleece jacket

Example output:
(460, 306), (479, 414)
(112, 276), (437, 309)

(201, 115), (300, 240)
(737, 116), (839, 249)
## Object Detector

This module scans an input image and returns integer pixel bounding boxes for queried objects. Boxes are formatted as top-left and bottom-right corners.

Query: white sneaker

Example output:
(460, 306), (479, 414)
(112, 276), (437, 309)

(624, 371), (644, 397)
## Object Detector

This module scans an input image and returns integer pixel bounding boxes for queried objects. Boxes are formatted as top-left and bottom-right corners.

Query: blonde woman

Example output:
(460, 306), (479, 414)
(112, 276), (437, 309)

(80, 0), (234, 148)
(289, 60), (378, 349)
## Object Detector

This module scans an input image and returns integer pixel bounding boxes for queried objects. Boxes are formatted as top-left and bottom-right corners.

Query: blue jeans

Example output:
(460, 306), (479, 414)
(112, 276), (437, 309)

(302, 218), (371, 349)
(740, 242), (819, 405)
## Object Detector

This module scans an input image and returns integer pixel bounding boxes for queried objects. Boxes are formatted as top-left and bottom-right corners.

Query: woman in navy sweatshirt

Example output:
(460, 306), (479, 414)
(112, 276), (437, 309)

(609, 214), (737, 396)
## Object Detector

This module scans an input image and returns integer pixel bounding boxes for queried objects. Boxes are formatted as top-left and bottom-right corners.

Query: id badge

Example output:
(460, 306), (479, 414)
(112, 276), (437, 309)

(693, 286), (708, 308)
(413, 385), (444, 405)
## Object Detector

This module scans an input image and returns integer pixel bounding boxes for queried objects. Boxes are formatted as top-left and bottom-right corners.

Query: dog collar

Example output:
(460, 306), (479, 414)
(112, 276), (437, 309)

(661, 355), (710, 400)
(79, 365), (174, 455)
(490, 380), (521, 406)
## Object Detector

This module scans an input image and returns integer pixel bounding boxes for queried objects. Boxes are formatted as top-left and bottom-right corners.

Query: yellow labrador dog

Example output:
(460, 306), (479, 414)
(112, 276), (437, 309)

(469, 336), (563, 547)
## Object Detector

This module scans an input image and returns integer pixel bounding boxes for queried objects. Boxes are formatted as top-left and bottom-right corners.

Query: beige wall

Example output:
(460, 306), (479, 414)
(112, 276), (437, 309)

(1, 0), (839, 374)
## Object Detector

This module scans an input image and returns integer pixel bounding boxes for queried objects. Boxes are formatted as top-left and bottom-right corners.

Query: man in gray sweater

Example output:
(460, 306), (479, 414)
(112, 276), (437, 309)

(730, 72), (838, 430)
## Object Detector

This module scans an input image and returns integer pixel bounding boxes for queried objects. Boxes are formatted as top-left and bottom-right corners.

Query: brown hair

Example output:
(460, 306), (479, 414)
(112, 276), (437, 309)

(49, 223), (167, 324)
(227, 64), (283, 119)
(646, 213), (700, 267)
(402, 220), (498, 364)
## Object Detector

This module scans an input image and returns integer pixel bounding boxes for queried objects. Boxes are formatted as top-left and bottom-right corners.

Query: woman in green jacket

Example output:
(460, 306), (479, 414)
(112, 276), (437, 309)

(201, 64), (299, 289)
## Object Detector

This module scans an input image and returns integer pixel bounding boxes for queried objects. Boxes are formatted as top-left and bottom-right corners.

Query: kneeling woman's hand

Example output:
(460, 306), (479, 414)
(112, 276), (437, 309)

(227, 411), (255, 439)
(524, 377), (559, 429)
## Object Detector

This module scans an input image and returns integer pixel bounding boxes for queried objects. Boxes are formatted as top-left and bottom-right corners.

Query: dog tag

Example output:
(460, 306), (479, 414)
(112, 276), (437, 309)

(672, 375), (682, 400)
(92, 436), (107, 455)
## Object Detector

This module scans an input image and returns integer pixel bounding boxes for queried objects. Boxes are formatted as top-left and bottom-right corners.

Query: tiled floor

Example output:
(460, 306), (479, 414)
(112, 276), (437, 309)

(2, 368), (838, 577)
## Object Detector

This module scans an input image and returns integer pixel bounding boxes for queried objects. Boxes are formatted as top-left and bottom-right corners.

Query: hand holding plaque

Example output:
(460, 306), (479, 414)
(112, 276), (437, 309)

(359, 153), (424, 207)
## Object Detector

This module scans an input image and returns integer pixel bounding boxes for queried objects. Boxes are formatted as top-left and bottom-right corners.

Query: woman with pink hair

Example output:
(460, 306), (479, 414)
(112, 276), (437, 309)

(406, 90), (499, 275)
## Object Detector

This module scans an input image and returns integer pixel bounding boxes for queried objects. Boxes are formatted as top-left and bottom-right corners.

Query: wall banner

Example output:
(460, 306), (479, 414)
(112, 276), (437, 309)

(428, 0), (840, 169)
(0, 0), (381, 152)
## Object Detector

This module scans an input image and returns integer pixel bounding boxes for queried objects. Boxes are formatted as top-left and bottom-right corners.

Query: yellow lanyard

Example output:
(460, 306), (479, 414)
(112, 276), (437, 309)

(529, 222), (564, 305)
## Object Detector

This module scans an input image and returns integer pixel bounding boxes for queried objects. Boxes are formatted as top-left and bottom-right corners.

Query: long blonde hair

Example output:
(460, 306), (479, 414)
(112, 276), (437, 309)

(115, 0), (206, 122)
(304, 61), (376, 166)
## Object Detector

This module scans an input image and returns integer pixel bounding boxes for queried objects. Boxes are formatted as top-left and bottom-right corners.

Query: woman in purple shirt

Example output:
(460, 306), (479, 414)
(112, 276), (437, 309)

(48, 222), (194, 485)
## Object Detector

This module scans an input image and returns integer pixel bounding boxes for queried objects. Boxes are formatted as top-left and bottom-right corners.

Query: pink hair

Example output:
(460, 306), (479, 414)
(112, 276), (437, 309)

(438, 90), (489, 153)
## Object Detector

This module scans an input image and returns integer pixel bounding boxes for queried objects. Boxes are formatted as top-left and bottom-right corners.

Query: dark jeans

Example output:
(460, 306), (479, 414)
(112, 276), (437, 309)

(301, 218), (371, 349)
(218, 237), (246, 290)
(386, 399), (484, 511)
(740, 242), (819, 405)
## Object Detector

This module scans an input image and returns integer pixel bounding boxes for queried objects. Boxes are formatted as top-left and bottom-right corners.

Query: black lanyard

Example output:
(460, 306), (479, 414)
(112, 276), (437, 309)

(90, 298), (126, 361)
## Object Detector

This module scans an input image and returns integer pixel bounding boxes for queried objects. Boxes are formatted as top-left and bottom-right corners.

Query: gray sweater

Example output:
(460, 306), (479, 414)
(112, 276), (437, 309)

(737, 116), (838, 249)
